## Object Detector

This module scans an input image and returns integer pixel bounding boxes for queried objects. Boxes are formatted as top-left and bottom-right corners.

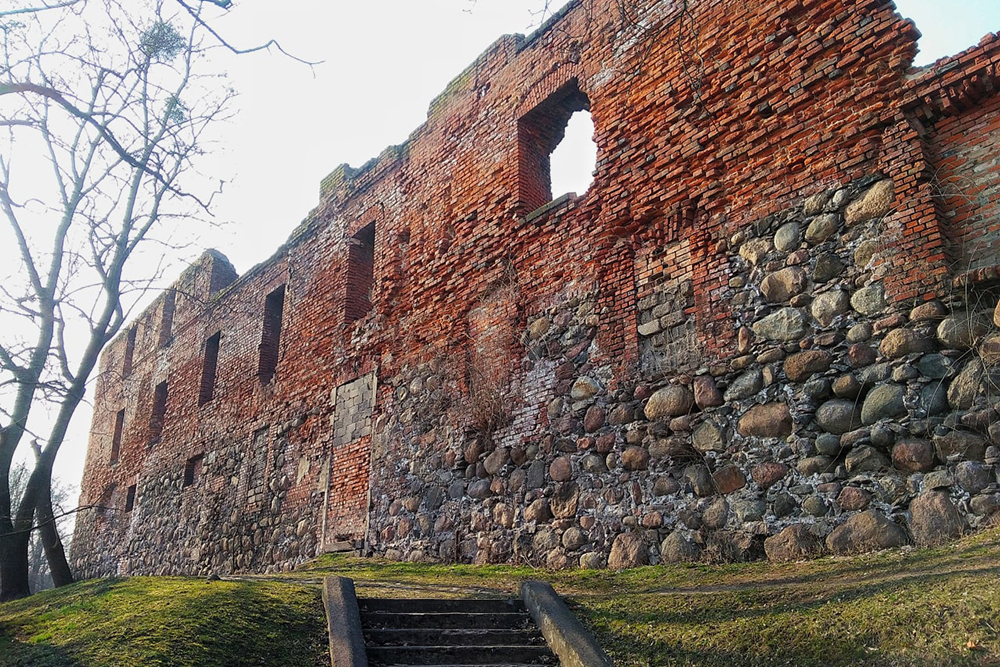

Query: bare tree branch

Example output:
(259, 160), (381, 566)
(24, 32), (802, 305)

(172, 0), (322, 68)
(0, 0), (84, 19)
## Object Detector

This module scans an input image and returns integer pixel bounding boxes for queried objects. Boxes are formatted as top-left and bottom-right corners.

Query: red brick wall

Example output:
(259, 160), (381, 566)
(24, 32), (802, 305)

(73, 0), (1000, 576)
(932, 93), (1000, 271)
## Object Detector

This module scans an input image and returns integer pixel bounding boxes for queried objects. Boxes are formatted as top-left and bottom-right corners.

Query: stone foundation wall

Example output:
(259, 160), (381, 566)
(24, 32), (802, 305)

(74, 0), (1000, 577)
(365, 177), (1000, 568)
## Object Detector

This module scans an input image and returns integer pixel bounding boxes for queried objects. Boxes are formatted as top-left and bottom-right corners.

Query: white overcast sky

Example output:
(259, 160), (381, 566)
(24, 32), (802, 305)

(28, 0), (1000, 497)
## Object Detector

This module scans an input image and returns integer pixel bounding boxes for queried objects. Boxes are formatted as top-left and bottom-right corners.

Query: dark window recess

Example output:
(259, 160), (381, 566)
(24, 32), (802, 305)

(258, 285), (285, 383)
(158, 290), (176, 347)
(183, 454), (203, 488)
(110, 409), (125, 465)
(122, 326), (137, 377)
(345, 222), (375, 322)
(149, 381), (168, 443)
(199, 332), (221, 405)
(517, 78), (591, 213)
(124, 484), (136, 512)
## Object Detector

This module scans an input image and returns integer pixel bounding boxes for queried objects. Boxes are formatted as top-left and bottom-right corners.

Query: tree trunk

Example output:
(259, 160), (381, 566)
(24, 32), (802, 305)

(0, 528), (31, 601)
(36, 485), (73, 588)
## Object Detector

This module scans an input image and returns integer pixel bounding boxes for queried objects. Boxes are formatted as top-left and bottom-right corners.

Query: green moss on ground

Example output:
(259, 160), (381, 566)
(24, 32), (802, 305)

(3, 528), (1000, 666)
(0, 577), (327, 667)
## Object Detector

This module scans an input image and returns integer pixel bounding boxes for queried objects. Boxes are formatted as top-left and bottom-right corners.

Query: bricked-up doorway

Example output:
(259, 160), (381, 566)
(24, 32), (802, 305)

(517, 78), (592, 213)
(322, 372), (376, 550)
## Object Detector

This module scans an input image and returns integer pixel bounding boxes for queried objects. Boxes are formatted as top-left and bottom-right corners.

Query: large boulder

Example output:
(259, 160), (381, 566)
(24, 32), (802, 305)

(761, 267), (807, 303)
(816, 399), (862, 435)
(845, 179), (894, 226)
(712, 465), (747, 494)
(845, 445), (888, 475)
(850, 284), (887, 317)
(660, 531), (701, 563)
(891, 439), (935, 473)
(739, 238), (773, 266)
(947, 359), (1000, 410)
(879, 329), (934, 359)
(909, 492), (965, 547)
(570, 377), (601, 400)
(550, 483), (580, 519)
(774, 222), (802, 252)
(937, 312), (991, 350)
(826, 510), (908, 555)
(621, 446), (650, 471)
(811, 290), (850, 326)
(861, 384), (906, 425)
(644, 386), (695, 420)
(784, 350), (832, 382)
(805, 214), (839, 244)
(751, 462), (789, 489)
(933, 431), (987, 463)
(724, 370), (764, 402)
(765, 524), (824, 563)
(523, 499), (552, 524)
(753, 308), (809, 342)
(692, 420), (726, 453)
(955, 461), (992, 495)
(738, 403), (793, 438)
(608, 533), (649, 570)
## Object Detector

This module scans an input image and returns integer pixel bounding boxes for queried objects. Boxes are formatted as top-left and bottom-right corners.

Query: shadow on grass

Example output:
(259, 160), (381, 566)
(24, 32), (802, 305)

(0, 634), (79, 667)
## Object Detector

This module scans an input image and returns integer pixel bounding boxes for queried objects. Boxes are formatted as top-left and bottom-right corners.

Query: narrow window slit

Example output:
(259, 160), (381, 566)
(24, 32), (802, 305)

(258, 285), (285, 384)
(199, 332), (221, 405)
(149, 380), (168, 443)
(346, 222), (375, 322)
(110, 408), (125, 465)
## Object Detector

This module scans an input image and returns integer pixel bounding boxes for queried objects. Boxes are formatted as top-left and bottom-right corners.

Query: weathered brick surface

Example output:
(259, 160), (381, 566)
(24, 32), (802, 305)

(73, 0), (1000, 575)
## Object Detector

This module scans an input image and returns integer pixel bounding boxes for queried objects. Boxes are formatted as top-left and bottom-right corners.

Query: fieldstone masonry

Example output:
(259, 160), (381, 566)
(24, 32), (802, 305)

(75, 0), (1000, 577)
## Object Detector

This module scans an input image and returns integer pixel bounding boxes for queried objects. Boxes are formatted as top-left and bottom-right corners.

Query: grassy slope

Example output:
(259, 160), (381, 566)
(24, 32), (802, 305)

(3, 528), (1000, 666)
(0, 577), (327, 667)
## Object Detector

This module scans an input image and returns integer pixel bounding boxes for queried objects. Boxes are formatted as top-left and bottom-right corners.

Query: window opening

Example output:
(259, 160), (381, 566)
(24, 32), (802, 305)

(110, 408), (125, 465)
(345, 222), (375, 322)
(199, 331), (221, 405)
(183, 454), (203, 488)
(517, 79), (592, 213)
(258, 285), (285, 383)
(149, 380), (168, 443)
(550, 110), (596, 198)
(158, 289), (176, 347)
(124, 484), (136, 512)
(122, 326), (137, 377)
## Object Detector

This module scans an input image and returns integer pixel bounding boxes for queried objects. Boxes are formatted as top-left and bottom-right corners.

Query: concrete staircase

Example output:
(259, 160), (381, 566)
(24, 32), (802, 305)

(357, 597), (559, 667)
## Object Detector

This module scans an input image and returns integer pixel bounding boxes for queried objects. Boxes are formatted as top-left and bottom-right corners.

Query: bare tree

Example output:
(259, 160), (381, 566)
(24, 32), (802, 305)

(8, 460), (72, 592)
(0, 0), (238, 600)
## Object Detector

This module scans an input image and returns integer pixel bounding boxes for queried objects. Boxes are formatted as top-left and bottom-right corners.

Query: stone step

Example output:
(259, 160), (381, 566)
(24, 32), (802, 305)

(366, 644), (558, 666)
(364, 627), (546, 647)
(359, 597), (526, 614)
(360, 611), (533, 630)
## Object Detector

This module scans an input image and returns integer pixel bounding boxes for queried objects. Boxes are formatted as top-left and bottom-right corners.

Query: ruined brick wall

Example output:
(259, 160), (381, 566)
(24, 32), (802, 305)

(932, 93), (1000, 272)
(74, 0), (1000, 576)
